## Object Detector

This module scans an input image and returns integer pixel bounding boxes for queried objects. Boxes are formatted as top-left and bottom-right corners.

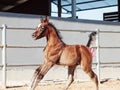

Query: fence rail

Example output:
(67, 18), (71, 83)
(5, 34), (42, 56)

(0, 24), (120, 88)
(1, 45), (120, 49)
(0, 45), (44, 48)
(1, 26), (120, 33)
(0, 62), (120, 68)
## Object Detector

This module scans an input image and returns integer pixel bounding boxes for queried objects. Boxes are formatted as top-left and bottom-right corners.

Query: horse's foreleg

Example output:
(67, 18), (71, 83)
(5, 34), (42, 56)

(29, 64), (43, 90)
(29, 61), (54, 90)
(65, 65), (76, 90)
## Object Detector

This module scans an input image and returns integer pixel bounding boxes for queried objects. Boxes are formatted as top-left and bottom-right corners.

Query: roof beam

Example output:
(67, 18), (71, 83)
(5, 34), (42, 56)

(52, 1), (70, 13)
(62, 0), (105, 7)
(76, 5), (117, 12)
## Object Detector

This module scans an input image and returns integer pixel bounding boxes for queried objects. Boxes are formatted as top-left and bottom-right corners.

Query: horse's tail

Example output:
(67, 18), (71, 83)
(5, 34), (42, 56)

(86, 31), (97, 47)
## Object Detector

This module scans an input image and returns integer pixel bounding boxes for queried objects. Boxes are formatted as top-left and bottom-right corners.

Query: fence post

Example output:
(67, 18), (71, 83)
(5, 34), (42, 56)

(96, 29), (100, 83)
(2, 24), (7, 88)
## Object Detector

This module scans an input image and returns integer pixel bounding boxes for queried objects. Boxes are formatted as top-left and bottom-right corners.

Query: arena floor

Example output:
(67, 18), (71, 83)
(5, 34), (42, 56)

(0, 79), (120, 90)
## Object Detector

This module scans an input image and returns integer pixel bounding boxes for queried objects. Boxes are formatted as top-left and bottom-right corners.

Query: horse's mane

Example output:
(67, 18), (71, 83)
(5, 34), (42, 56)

(48, 22), (63, 41)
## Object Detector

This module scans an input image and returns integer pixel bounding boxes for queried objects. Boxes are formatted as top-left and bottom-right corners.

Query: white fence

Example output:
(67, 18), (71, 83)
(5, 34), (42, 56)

(0, 24), (120, 88)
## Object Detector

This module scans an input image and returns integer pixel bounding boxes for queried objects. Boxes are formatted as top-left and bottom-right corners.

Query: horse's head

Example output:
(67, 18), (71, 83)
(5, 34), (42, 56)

(32, 16), (49, 40)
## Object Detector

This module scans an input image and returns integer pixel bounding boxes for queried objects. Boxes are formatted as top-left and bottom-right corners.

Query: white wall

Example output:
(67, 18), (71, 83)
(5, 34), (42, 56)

(0, 12), (120, 86)
(0, 12), (120, 64)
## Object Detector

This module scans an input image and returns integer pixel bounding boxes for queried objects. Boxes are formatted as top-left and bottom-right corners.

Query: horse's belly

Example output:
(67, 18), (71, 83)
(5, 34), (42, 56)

(59, 46), (79, 66)
(59, 58), (77, 66)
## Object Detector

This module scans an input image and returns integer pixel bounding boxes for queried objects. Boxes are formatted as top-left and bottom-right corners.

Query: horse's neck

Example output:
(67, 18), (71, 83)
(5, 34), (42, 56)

(47, 28), (64, 46)
(47, 28), (62, 46)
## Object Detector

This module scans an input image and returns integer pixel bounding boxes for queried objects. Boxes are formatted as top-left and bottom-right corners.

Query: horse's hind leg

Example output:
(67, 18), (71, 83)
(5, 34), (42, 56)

(65, 65), (76, 90)
(29, 61), (54, 90)
(82, 65), (98, 90)
(87, 70), (98, 90)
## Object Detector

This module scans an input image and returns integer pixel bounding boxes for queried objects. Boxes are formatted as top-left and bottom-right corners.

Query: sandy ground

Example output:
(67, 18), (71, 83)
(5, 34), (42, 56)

(0, 66), (120, 90)
(0, 79), (120, 90)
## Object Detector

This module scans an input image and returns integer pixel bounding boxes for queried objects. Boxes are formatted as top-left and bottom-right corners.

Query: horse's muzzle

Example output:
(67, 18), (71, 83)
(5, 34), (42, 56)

(32, 33), (37, 40)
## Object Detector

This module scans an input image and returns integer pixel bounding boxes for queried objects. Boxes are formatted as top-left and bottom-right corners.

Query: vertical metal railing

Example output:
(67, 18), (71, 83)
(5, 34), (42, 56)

(96, 29), (100, 83)
(2, 24), (7, 88)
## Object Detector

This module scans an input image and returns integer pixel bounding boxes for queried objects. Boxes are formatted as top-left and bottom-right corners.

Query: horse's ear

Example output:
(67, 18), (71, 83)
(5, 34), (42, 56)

(40, 17), (44, 23)
(45, 16), (49, 23)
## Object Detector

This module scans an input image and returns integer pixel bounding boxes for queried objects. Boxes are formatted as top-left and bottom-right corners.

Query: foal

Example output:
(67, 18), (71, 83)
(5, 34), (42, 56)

(30, 16), (98, 90)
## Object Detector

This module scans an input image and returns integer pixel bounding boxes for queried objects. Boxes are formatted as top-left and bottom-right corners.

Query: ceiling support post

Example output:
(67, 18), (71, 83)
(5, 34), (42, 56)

(58, 0), (62, 17)
(118, 0), (120, 22)
(72, 0), (76, 19)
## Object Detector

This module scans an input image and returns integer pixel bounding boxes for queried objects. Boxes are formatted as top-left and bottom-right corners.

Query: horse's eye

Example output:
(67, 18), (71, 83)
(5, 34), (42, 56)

(41, 27), (45, 31)
(41, 27), (44, 29)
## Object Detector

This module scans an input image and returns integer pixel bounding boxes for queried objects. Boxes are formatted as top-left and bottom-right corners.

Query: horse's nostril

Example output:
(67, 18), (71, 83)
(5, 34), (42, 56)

(32, 34), (34, 36)
(32, 34), (35, 37)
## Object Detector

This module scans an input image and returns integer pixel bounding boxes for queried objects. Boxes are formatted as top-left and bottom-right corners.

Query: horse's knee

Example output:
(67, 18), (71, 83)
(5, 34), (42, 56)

(36, 68), (40, 73)
(35, 65), (42, 73)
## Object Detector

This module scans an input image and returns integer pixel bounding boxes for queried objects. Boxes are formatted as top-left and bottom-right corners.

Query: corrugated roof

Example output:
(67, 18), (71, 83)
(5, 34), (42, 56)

(52, 0), (118, 14)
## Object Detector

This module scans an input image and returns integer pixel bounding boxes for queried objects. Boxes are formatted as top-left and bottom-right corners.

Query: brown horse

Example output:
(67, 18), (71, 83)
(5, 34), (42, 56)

(30, 16), (98, 90)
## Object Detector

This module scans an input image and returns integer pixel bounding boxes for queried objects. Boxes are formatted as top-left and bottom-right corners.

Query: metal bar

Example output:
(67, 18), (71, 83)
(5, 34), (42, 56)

(0, 27), (3, 29)
(76, 5), (117, 12)
(62, 0), (105, 7)
(4, 26), (120, 33)
(2, 24), (7, 88)
(0, 65), (3, 67)
(71, 0), (76, 19)
(5, 27), (35, 30)
(96, 29), (100, 83)
(101, 62), (120, 64)
(5, 27), (95, 32)
(2, 45), (85, 48)
(1, 45), (120, 49)
(100, 47), (120, 49)
(51, 11), (68, 14)
(7, 64), (40, 67)
(0, 46), (3, 48)
(6, 28), (120, 33)
(6, 46), (44, 48)
(118, 0), (120, 22)
(99, 30), (120, 33)
(104, 12), (118, 16)
(0, 61), (120, 68)
(60, 29), (95, 32)
(58, 0), (62, 17)
(52, 2), (70, 13)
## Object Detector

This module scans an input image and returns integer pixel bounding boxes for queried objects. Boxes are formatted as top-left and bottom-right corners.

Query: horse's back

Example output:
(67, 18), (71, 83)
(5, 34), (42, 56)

(58, 44), (92, 66)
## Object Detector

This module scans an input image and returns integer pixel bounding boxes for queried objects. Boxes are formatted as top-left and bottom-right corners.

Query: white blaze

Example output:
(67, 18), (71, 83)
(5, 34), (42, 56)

(37, 23), (41, 28)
